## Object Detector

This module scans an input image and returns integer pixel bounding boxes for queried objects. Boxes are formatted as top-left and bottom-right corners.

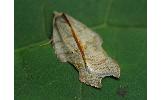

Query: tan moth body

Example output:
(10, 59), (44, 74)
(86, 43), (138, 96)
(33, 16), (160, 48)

(52, 12), (120, 88)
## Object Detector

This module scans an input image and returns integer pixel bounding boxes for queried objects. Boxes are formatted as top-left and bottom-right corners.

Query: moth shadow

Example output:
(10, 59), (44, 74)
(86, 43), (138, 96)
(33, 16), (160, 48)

(68, 62), (79, 73)
(109, 76), (120, 80)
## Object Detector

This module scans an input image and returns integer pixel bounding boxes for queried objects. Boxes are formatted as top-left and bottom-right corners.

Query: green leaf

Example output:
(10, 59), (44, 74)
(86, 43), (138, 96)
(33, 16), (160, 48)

(15, 0), (147, 100)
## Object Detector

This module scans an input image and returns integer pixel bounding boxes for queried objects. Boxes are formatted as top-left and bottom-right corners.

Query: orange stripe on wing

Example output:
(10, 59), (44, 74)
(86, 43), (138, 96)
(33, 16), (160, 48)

(61, 13), (87, 66)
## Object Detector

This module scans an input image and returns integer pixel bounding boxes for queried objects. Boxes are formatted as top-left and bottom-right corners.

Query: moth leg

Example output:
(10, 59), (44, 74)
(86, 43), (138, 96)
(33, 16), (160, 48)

(39, 39), (53, 46)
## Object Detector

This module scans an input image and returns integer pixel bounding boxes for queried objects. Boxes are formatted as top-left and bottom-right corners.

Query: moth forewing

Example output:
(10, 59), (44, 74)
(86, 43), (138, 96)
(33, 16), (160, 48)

(52, 12), (120, 88)
(52, 22), (67, 62)
(53, 12), (85, 70)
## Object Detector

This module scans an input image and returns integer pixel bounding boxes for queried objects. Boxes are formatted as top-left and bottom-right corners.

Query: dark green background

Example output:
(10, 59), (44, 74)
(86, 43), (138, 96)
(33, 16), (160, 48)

(15, 0), (147, 100)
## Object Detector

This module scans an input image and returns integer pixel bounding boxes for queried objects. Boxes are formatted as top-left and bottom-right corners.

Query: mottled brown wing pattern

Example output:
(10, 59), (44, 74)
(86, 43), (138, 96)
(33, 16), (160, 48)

(66, 14), (120, 78)
(53, 12), (85, 70)
(52, 12), (120, 88)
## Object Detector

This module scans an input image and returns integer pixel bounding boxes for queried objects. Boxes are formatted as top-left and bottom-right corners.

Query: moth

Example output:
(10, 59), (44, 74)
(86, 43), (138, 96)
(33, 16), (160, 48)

(52, 12), (120, 88)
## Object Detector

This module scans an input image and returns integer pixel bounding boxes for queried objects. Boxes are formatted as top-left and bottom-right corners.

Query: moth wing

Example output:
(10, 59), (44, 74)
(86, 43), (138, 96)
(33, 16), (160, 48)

(66, 15), (103, 45)
(53, 13), (85, 68)
(52, 23), (69, 62)
(66, 14), (120, 78)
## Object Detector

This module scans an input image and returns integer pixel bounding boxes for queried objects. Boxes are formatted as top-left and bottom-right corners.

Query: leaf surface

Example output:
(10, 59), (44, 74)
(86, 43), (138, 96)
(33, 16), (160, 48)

(15, 0), (147, 99)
